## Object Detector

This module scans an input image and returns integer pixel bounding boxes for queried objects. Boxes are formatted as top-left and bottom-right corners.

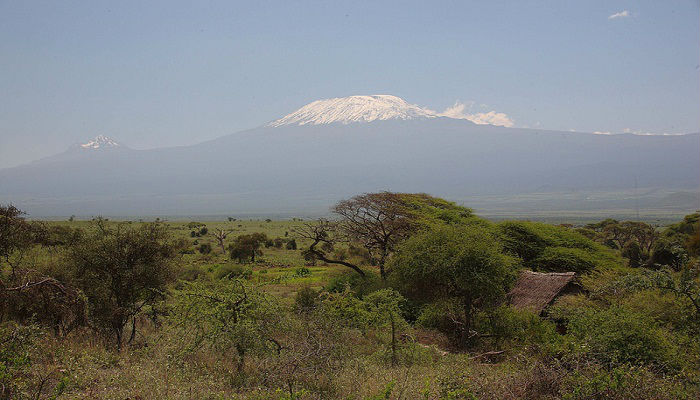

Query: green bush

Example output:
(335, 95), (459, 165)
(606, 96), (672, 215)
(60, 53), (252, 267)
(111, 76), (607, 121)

(0, 322), (42, 399)
(533, 247), (597, 273)
(197, 243), (212, 254)
(294, 286), (319, 312)
(179, 264), (209, 281)
(497, 221), (620, 274)
(294, 267), (311, 277)
(475, 305), (561, 352)
(325, 270), (383, 297)
(566, 306), (679, 371)
(214, 264), (252, 280)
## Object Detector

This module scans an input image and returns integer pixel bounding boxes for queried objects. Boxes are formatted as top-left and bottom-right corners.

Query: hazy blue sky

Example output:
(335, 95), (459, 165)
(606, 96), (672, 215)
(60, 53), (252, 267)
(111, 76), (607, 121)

(1, 1), (698, 168)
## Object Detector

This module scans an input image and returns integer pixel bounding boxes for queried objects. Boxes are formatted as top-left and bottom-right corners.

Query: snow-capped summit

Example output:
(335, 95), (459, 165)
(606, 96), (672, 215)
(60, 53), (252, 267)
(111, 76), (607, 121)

(80, 135), (120, 149)
(268, 95), (438, 127)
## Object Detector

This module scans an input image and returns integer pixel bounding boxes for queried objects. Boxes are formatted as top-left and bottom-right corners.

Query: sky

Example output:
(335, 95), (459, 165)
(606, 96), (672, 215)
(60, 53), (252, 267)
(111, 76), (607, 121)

(1, 0), (698, 168)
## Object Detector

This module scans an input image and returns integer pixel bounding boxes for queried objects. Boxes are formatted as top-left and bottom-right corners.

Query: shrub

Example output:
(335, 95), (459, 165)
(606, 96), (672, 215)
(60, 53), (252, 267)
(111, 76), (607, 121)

(214, 264), (252, 280)
(294, 286), (319, 312)
(294, 267), (311, 277)
(533, 247), (597, 274)
(168, 279), (280, 373)
(179, 264), (209, 281)
(389, 225), (516, 346)
(565, 305), (679, 371)
(475, 305), (561, 353)
(325, 270), (383, 297)
(0, 322), (42, 399)
(497, 221), (620, 273)
(197, 243), (212, 254)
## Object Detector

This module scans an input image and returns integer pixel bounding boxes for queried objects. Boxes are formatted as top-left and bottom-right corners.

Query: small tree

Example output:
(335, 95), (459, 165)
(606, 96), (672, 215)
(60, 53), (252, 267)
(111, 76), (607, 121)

(169, 279), (279, 374)
(212, 228), (232, 253)
(68, 219), (178, 349)
(364, 288), (407, 366)
(229, 233), (267, 263)
(389, 225), (516, 346)
(0, 205), (36, 278)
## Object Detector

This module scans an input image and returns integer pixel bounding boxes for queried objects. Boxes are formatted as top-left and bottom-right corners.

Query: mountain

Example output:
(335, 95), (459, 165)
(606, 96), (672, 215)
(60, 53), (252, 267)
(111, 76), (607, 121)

(0, 95), (698, 217)
(77, 135), (121, 150)
(268, 95), (437, 126)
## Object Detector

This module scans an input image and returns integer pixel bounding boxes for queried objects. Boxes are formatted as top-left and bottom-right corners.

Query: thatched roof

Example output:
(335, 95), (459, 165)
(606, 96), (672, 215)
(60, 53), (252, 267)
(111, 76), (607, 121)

(508, 270), (577, 314)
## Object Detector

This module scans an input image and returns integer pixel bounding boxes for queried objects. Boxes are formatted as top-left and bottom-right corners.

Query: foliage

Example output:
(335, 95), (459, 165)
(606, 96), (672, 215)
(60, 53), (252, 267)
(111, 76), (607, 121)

(229, 233), (268, 263)
(663, 212), (700, 257)
(0, 322), (42, 399)
(168, 279), (280, 373)
(533, 246), (597, 273)
(2, 205), (699, 398)
(325, 269), (383, 297)
(389, 224), (516, 345)
(564, 305), (680, 371)
(300, 192), (486, 279)
(497, 220), (620, 273)
(475, 305), (561, 353)
(294, 286), (319, 312)
(197, 242), (212, 254)
(68, 219), (178, 348)
(214, 263), (253, 280)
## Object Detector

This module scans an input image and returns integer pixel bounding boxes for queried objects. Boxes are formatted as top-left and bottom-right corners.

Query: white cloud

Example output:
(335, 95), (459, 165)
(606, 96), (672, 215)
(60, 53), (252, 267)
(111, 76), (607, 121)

(593, 131), (612, 135)
(439, 101), (515, 127)
(608, 10), (630, 20)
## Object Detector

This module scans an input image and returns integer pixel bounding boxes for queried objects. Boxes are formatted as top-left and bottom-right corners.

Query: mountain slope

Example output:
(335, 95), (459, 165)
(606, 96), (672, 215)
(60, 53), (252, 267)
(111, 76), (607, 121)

(0, 97), (698, 216)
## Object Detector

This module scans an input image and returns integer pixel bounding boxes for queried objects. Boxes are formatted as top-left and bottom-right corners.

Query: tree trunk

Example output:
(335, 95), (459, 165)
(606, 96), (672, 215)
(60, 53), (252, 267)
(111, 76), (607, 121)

(390, 313), (397, 367)
(128, 316), (137, 344)
(236, 345), (245, 373)
(115, 327), (123, 351)
(462, 295), (473, 346)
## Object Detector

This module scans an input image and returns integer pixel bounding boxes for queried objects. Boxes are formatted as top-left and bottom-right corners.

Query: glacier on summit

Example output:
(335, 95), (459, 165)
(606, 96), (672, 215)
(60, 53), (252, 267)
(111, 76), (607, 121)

(268, 95), (438, 126)
(79, 135), (121, 149)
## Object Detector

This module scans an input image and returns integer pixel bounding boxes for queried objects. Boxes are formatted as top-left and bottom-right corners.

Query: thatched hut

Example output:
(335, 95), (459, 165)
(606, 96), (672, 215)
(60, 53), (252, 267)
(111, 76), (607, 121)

(507, 270), (582, 315)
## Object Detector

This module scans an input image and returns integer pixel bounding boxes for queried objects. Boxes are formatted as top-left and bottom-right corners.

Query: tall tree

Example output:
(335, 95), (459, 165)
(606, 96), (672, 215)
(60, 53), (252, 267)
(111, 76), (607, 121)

(69, 219), (178, 349)
(389, 225), (516, 346)
(332, 192), (417, 279)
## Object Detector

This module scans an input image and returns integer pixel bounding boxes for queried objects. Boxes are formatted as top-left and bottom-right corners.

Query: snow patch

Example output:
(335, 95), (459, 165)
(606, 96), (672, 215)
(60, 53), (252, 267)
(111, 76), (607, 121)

(269, 95), (438, 126)
(80, 135), (120, 149)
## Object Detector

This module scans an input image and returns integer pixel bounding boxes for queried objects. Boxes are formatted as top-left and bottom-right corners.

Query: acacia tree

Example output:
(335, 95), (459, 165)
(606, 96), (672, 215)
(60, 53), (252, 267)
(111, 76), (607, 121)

(297, 220), (366, 277)
(69, 219), (178, 349)
(0, 205), (36, 278)
(299, 192), (432, 279)
(229, 233), (267, 263)
(389, 225), (516, 346)
(332, 193), (417, 279)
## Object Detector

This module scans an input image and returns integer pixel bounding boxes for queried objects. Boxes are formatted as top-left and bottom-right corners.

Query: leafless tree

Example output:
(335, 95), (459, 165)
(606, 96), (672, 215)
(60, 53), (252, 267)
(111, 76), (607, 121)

(212, 228), (233, 253)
